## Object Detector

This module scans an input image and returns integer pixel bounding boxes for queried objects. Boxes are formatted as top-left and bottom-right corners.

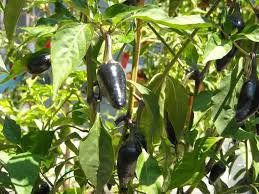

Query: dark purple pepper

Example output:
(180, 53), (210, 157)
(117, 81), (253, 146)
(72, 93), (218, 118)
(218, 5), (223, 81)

(27, 52), (51, 75)
(97, 33), (126, 109)
(117, 138), (141, 192)
(236, 53), (258, 123)
(97, 62), (126, 109)
(215, 45), (237, 72)
(209, 161), (226, 184)
(34, 182), (50, 194)
(235, 81), (256, 123)
(228, 3), (244, 32)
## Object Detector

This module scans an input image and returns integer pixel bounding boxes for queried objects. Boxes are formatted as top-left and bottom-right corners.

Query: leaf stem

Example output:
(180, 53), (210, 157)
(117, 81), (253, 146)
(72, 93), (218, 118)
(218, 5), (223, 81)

(233, 42), (250, 57)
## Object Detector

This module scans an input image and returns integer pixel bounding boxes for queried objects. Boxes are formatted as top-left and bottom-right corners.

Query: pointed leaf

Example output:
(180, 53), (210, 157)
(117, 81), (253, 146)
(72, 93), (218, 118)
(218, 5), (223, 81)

(21, 131), (54, 157)
(3, 117), (21, 144)
(4, 0), (26, 41)
(128, 80), (162, 149)
(133, 8), (212, 30)
(136, 150), (163, 194)
(165, 76), (189, 139)
(203, 33), (233, 64)
(79, 114), (114, 193)
(7, 152), (40, 194)
(51, 23), (93, 96)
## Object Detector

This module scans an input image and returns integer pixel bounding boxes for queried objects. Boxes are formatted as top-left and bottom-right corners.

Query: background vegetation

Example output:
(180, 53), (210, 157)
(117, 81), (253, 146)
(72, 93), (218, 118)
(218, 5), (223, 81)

(0, 0), (258, 193)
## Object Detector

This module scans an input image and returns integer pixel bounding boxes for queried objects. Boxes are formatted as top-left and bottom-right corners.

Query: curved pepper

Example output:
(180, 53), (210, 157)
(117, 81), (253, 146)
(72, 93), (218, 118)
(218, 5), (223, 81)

(215, 45), (237, 72)
(97, 33), (126, 109)
(117, 133), (145, 192)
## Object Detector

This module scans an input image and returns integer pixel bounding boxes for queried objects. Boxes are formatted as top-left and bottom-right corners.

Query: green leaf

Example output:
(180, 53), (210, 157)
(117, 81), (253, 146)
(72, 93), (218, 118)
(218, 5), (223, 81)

(51, 23), (93, 96)
(212, 59), (243, 134)
(70, 0), (88, 10)
(162, 137), (222, 190)
(242, 25), (259, 42)
(3, 117), (21, 144)
(136, 150), (163, 194)
(4, 0), (26, 41)
(72, 102), (88, 125)
(21, 25), (57, 38)
(193, 91), (213, 112)
(165, 76), (189, 139)
(7, 152), (40, 194)
(0, 171), (12, 188)
(0, 151), (12, 164)
(232, 24), (259, 42)
(21, 131), (54, 157)
(79, 114), (114, 193)
(129, 80), (162, 149)
(104, 4), (140, 24)
(203, 33), (233, 64)
(133, 8), (212, 30)
(182, 43), (198, 67)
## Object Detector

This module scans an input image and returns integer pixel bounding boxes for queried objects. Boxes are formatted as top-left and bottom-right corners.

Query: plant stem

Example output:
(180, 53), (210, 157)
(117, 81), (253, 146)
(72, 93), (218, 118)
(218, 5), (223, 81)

(85, 46), (97, 126)
(127, 1), (144, 119)
(103, 33), (113, 63)
(233, 42), (250, 57)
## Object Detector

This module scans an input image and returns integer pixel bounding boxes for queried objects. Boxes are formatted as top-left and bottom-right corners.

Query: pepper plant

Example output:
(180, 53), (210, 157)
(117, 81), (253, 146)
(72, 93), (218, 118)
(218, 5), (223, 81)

(0, 0), (258, 193)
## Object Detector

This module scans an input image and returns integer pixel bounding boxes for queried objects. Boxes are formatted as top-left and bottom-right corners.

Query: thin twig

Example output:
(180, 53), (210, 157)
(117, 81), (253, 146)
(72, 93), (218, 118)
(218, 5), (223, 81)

(127, 18), (143, 118)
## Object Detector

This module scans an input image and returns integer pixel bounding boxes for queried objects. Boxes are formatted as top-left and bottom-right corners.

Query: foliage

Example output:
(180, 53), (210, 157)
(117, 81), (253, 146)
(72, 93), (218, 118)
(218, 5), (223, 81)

(0, 0), (258, 193)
